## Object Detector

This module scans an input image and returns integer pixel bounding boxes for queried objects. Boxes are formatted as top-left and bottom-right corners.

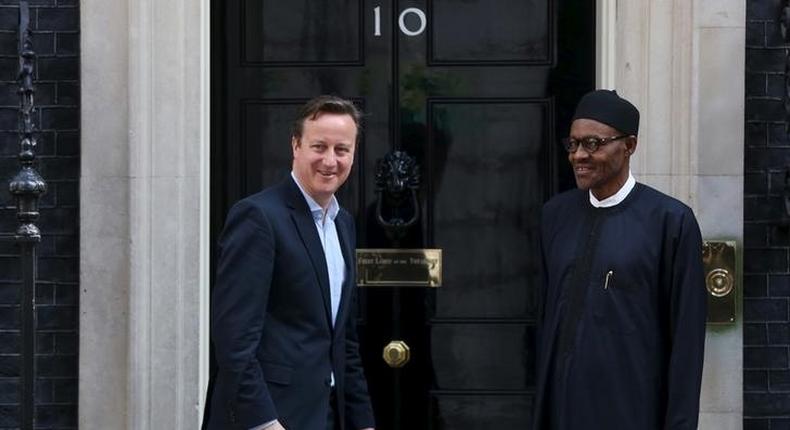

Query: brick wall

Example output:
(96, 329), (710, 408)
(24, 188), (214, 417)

(0, 0), (78, 428)
(746, 1), (790, 429)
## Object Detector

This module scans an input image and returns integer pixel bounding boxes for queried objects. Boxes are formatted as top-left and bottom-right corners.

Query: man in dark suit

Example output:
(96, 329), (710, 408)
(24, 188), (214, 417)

(207, 96), (376, 430)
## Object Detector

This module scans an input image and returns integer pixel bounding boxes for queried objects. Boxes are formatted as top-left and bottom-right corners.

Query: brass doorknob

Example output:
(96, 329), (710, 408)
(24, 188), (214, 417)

(383, 340), (410, 368)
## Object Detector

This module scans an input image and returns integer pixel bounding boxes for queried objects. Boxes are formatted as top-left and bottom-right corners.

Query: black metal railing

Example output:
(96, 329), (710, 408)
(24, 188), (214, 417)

(1, 1), (47, 428)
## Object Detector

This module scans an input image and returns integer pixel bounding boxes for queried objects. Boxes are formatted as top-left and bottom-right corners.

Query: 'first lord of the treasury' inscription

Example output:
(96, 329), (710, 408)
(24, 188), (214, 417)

(356, 249), (442, 287)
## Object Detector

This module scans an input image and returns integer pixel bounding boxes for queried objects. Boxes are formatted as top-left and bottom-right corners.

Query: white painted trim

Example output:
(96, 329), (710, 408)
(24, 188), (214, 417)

(126, 0), (154, 427)
(612, 0), (745, 425)
(79, 0), (132, 426)
(198, 0), (211, 422)
(81, 0), (207, 427)
(596, 0), (617, 90)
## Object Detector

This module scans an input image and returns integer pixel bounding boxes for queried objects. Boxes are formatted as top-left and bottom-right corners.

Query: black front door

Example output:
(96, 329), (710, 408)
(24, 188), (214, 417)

(211, 1), (594, 428)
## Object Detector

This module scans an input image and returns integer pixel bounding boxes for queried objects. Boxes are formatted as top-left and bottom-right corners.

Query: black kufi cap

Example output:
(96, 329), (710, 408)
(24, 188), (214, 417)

(572, 89), (639, 136)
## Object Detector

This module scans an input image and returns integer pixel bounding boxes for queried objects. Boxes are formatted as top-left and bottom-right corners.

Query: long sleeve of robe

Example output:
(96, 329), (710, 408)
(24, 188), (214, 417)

(533, 183), (707, 430)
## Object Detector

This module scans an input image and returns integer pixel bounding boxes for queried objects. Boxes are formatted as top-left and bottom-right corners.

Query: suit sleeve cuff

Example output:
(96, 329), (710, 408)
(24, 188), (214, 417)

(249, 419), (278, 430)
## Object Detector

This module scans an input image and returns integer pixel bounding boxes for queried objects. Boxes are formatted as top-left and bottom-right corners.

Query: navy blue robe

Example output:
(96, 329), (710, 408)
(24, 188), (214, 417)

(533, 183), (707, 430)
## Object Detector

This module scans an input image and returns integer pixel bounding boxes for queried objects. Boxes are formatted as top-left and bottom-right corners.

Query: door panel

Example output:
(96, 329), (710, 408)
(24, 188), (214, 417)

(211, 1), (594, 428)
(242, 0), (364, 65)
(430, 101), (545, 319)
(430, 0), (550, 63)
(431, 324), (535, 389)
(432, 395), (532, 428)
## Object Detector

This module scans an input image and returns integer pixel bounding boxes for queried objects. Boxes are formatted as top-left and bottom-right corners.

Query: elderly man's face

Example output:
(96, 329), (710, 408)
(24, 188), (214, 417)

(567, 118), (635, 200)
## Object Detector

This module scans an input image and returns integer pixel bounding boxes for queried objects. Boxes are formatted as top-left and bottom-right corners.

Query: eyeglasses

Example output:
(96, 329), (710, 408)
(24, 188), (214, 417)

(561, 134), (631, 153)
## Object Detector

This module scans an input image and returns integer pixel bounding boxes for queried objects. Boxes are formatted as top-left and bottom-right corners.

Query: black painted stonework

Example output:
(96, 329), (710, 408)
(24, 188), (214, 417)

(0, 2), (78, 429)
(746, 2), (790, 429)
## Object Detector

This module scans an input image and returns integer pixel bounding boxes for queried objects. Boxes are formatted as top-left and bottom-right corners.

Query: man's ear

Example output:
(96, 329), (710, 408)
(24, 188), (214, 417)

(291, 136), (300, 152)
(625, 136), (637, 155)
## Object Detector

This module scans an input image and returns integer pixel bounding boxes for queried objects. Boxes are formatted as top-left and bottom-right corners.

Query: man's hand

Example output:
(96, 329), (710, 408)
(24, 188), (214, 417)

(269, 422), (286, 430)
(359, 428), (375, 430)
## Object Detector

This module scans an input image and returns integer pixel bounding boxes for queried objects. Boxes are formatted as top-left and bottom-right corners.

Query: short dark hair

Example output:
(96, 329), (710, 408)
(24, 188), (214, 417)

(291, 95), (362, 141)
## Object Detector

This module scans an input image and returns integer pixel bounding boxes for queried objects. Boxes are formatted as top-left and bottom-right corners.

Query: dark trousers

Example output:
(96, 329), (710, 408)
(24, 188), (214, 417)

(327, 388), (340, 430)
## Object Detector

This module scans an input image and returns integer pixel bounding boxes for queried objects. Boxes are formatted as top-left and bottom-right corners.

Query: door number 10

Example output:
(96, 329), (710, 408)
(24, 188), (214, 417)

(374, 6), (427, 37)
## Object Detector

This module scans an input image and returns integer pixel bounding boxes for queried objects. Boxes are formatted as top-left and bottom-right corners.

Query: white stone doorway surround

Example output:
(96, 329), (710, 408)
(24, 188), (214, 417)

(79, 0), (743, 427)
(604, 1), (744, 427)
(80, 0), (210, 427)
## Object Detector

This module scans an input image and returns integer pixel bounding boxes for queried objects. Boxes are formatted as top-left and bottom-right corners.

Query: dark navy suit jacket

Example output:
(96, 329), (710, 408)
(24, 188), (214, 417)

(207, 177), (375, 430)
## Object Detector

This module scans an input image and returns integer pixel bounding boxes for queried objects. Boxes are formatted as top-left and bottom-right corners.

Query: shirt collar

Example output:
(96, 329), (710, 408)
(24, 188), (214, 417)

(291, 171), (340, 222)
(589, 171), (636, 208)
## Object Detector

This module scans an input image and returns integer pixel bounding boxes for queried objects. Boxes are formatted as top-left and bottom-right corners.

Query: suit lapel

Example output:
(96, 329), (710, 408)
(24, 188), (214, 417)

(335, 213), (355, 332)
(285, 179), (333, 329)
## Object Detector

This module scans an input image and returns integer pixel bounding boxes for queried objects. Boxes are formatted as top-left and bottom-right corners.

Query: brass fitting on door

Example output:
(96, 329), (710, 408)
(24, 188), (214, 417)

(383, 340), (410, 368)
(702, 240), (737, 324)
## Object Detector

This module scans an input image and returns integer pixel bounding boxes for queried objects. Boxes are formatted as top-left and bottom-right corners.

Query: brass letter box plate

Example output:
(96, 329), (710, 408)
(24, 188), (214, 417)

(702, 240), (737, 324)
(356, 249), (442, 287)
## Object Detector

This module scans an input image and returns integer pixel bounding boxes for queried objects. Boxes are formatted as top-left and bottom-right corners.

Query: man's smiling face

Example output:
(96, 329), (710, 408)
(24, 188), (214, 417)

(291, 112), (357, 208)
(568, 118), (635, 200)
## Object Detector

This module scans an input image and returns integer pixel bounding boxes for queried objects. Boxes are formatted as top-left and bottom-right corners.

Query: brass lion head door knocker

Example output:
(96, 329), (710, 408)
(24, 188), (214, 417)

(356, 151), (442, 288)
(374, 150), (420, 246)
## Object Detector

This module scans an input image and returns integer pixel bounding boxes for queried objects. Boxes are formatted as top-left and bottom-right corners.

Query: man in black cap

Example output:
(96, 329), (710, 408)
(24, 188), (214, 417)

(533, 90), (707, 429)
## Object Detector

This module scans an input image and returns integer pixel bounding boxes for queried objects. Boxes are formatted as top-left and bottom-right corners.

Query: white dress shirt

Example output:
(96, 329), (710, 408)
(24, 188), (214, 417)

(589, 171), (636, 208)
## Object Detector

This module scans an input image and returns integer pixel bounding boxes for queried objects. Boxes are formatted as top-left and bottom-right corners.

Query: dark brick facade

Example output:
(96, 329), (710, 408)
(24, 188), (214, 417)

(746, 1), (790, 429)
(0, 1), (78, 429)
